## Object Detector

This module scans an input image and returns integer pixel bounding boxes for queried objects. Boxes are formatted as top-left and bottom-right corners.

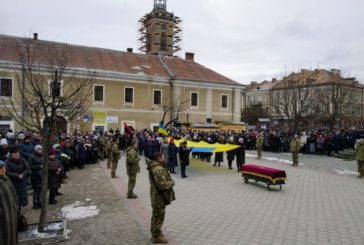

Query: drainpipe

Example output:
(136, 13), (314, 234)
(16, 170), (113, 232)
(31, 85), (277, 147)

(232, 87), (235, 121)
(158, 54), (176, 132)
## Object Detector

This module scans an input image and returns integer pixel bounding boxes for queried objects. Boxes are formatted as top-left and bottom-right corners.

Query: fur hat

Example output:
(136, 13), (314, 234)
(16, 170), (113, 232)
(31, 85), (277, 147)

(0, 138), (8, 146)
(34, 145), (43, 151)
(18, 133), (25, 140)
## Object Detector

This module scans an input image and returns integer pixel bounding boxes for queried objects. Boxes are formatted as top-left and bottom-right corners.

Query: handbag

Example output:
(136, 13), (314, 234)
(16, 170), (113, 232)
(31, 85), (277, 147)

(18, 212), (29, 232)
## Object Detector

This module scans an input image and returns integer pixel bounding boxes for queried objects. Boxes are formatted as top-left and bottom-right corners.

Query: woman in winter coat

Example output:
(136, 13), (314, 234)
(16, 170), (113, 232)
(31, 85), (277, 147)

(167, 138), (178, 174)
(48, 149), (62, 205)
(235, 137), (246, 172)
(28, 145), (44, 209)
(6, 145), (30, 208)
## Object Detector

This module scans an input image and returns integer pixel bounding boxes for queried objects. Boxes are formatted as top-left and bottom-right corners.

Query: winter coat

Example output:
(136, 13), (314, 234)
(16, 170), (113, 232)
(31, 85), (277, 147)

(179, 147), (191, 166)
(6, 157), (30, 207)
(167, 143), (179, 167)
(215, 152), (224, 162)
(227, 149), (236, 161)
(76, 142), (86, 159)
(19, 141), (34, 160)
(160, 143), (169, 163)
(0, 146), (8, 161)
(48, 158), (62, 190)
(28, 152), (43, 189)
(236, 145), (246, 165)
(0, 175), (19, 245)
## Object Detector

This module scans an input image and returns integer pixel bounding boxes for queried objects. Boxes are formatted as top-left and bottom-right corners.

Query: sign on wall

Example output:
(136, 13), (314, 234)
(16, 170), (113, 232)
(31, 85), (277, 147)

(106, 116), (118, 124)
(94, 111), (107, 124)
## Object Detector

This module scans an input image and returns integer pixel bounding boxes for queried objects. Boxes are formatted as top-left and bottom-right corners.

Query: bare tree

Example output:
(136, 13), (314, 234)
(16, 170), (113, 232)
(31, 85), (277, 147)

(271, 78), (317, 130)
(160, 97), (189, 129)
(316, 83), (359, 130)
(1, 38), (96, 231)
(241, 104), (269, 125)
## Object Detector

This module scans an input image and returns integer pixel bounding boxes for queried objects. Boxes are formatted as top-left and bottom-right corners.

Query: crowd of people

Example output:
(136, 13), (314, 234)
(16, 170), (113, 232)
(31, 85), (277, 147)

(1, 126), (363, 244)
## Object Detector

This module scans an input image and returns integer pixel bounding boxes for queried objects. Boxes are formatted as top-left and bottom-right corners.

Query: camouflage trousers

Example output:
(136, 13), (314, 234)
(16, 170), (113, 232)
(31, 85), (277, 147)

(257, 148), (262, 159)
(151, 204), (166, 237)
(107, 157), (112, 169)
(358, 161), (364, 176)
(111, 160), (118, 177)
(292, 153), (299, 166)
(127, 174), (137, 195)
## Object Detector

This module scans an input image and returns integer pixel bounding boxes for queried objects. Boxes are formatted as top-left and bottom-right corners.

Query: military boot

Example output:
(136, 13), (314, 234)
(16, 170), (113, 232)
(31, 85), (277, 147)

(151, 234), (168, 244)
(127, 193), (138, 199)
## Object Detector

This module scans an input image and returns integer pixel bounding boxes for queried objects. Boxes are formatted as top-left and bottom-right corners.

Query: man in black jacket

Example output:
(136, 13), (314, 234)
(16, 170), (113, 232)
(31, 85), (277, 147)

(0, 160), (19, 245)
(179, 141), (191, 178)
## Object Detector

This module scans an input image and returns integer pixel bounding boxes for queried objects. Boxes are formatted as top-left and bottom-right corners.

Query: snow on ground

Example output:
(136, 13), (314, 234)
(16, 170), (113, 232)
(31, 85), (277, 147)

(246, 153), (305, 166)
(335, 169), (359, 175)
(61, 201), (100, 220)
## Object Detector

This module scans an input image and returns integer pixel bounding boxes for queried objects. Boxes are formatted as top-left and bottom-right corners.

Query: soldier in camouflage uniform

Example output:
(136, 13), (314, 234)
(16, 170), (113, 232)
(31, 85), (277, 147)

(290, 134), (301, 167)
(126, 140), (141, 198)
(98, 136), (106, 160)
(110, 138), (121, 178)
(256, 133), (264, 160)
(355, 137), (364, 178)
(105, 137), (112, 169)
(149, 152), (175, 244)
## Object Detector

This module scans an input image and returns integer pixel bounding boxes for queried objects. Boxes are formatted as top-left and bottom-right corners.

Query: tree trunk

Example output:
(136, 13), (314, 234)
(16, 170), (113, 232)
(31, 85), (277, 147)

(38, 131), (52, 232)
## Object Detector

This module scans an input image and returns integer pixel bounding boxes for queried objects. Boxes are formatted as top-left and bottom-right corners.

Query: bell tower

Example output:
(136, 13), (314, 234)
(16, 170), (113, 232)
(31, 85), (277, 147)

(138, 0), (182, 56)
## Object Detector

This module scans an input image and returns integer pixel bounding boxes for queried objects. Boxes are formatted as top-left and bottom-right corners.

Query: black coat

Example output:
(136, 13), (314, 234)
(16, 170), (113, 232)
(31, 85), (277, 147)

(215, 152), (224, 162)
(167, 143), (179, 167)
(0, 175), (19, 245)
(48, 158), (62, 189)
(179, 147), (191, 166)
(6, 157), (30, 207)
(28, 152), (43, 189)
(236, 145), (246, 165)
(227, 149), (236, 161)
(0, 146), (8, 161)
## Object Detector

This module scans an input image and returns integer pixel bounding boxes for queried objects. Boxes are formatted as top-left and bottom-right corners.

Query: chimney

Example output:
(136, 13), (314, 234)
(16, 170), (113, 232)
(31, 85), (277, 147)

(33, 33), (38, 40)
(185, 52), (195, 61)
(127, 48), (133, 53)
(272, 78), (277, 83)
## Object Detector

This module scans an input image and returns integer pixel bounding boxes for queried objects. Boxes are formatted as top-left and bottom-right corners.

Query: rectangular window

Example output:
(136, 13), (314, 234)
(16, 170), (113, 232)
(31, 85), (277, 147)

(153, 90), (162, 105)
(124, 87), (134, 103)
(94, 85), (104, 102)
(190, 92), (198, 107)
(221, 94), (228, 109)
(0, 78), (12, 97)
(48, 80), (63, 97)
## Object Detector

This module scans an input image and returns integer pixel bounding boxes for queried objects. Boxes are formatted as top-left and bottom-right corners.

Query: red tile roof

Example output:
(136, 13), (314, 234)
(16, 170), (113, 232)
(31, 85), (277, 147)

(0, 34), (240, 86)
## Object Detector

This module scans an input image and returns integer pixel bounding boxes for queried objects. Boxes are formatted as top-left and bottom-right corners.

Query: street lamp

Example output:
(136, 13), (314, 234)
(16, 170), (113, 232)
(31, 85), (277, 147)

(185, 109), (191, 130)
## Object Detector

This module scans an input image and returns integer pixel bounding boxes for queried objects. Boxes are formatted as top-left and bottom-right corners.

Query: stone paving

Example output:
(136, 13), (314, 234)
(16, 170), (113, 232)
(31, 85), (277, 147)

(24, 151), (364, 245)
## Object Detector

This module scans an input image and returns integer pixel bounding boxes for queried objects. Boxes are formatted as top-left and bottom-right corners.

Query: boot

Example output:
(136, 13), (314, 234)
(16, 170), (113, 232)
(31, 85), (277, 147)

(151, 234), (168, 244)
(127, 193), (138, 199)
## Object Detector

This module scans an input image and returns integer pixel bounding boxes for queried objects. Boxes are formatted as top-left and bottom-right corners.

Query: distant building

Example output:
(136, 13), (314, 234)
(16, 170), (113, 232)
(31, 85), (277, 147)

(242, 69), (364, 129)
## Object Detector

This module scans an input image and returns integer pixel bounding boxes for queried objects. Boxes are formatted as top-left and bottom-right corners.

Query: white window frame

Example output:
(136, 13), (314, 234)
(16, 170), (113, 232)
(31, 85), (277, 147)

(221, 94), (228, 111)
(121, 120), (136, 134)
(124, 86), (135, 106)
(48, 80), (64, 97)
(190, 91), (199, 109)
(0, 120), (14, 131)
(0, 77), (14, 99)
(153, 89), (163, 106)
(93, 84), (105, 105)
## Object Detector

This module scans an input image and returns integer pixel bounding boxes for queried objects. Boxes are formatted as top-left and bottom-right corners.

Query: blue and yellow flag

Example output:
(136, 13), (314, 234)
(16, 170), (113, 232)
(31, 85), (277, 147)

(158, 122), (168, 136)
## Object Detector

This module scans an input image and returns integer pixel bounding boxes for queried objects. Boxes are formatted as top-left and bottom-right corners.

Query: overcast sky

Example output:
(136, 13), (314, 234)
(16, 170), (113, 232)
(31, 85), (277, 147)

(1, 0), (364, 84)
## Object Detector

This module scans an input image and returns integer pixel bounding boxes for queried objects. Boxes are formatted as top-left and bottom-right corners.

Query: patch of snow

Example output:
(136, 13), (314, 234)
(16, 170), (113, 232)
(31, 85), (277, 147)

(85, 198), (92, 202)
(335, 169), (359, 175)
(246, 154), (305, 166)
(61, 201), (99, 220)
(131, 66), (142, 70)
(91, 168), (100, 171)
(141, 65), (151, 69)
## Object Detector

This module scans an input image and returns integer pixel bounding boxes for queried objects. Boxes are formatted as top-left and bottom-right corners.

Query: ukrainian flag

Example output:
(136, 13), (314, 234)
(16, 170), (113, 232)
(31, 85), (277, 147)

(158, 122), (168, 136)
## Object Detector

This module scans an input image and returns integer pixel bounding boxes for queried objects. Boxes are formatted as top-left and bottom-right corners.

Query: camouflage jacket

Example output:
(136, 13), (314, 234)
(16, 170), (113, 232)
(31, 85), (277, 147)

(256, 136), (264, 148)
(149, 160), (175, 206)
(111, 143), (121, 161)
(105, 141), (112, 157)
(290, 139), (301, 153)
(126, 146), (140, 175)
(356, 142), (364, 161)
